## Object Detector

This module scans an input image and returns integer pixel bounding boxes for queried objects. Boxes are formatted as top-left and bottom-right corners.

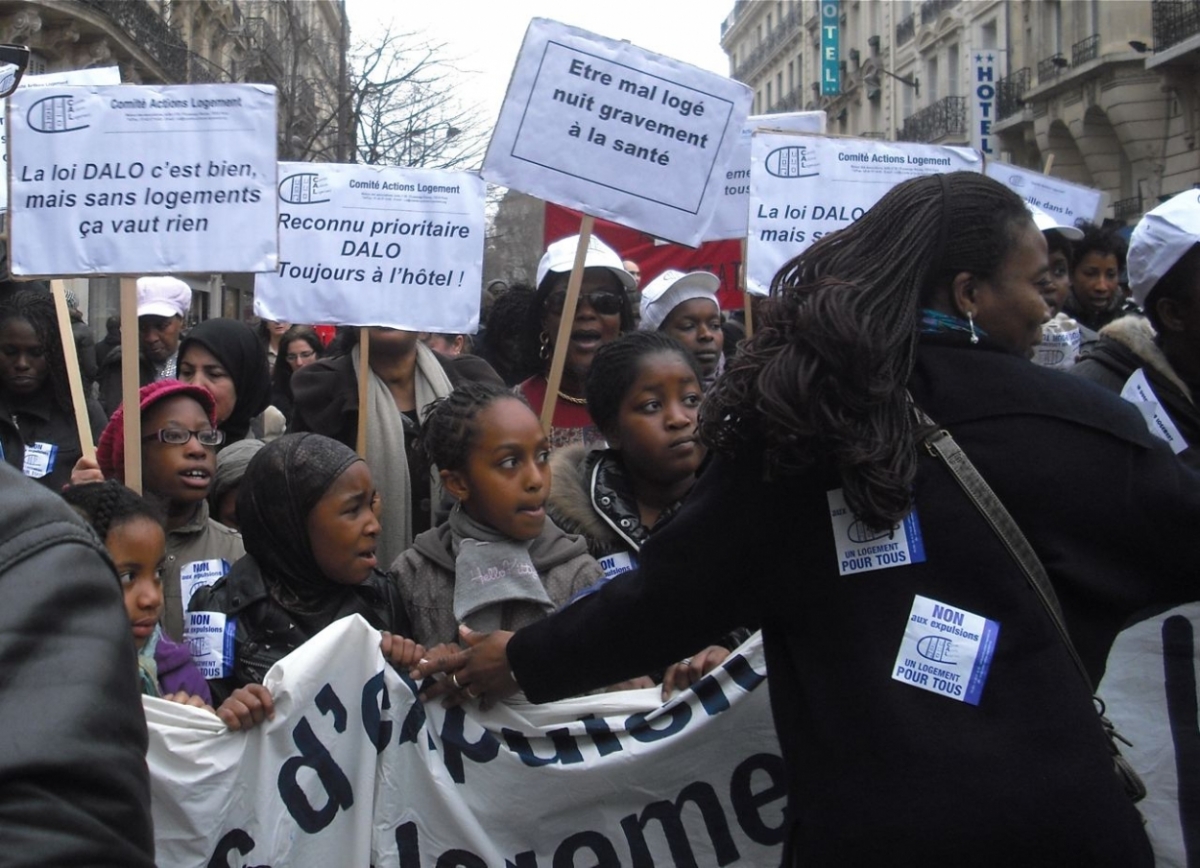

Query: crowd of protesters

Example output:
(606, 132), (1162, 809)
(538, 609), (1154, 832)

(1, 175), (1198, 865)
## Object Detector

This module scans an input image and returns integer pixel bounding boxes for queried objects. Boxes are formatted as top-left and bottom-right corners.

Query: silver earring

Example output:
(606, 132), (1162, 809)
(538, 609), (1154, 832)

(968, 312), (979, 345)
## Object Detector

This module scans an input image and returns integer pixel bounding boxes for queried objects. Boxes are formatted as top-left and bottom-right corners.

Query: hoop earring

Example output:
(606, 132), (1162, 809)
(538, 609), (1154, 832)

(539, 331), (551, 362)
(967, 312), (979, 345)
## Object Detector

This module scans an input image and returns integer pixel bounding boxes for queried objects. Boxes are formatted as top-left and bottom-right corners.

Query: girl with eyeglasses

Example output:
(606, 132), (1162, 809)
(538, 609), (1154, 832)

(0, 290), (107, 492)
(93, 380), (245, 640)
(269, 324), (324, 425)
(516, 235), (637, 450)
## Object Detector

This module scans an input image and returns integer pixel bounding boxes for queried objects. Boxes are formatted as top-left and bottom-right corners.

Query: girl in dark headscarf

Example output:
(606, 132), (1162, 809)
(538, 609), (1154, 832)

(188, 433), (422, 724)
(177, 318), (272, 445)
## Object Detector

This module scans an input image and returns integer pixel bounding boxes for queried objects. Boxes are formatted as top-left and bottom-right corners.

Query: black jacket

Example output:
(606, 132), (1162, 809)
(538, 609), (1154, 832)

(1072, 314), (1200, 471)
(0, 389), (107, 491)
(509, 339), (1200, 867)
(189, 554), (412, 705)
(97, 345), (157, 416)
(0, 464), (154, 866)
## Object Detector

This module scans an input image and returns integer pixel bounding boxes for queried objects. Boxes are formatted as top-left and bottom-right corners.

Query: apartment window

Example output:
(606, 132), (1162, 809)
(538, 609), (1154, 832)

(777, 71), (784, 100)
(788, 60), (795, 90)
(948, 44), (959, 96)
(926, 56), (939, 103)
(766, 81), (773, 108)
(902, 70), (915, 118)
(767, 13), (773, 33)
(981, 20), (998, 50)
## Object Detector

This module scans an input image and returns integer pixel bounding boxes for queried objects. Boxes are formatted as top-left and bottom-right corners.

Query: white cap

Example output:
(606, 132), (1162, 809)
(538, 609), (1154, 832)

(136, 276), (191, 319)
(536, 235), (636, 293)
(638, 270), (721, 332)
(1128, 190), (1200, 308)
(1028, 204), (1084, 241)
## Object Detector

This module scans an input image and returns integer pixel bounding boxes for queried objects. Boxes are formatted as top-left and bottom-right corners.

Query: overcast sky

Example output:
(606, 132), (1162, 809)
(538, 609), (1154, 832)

(345, 0), (733, 132)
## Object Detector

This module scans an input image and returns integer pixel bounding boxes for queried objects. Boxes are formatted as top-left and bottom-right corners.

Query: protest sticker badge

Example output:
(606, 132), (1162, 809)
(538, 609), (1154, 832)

(699, 110), (826, 243)
(893, 595), (1000, 706)
(483, 18), (751, 247)
(985, 161), (1104, 228)
(254, 163), (485, 333)
(7, 83), (278, 276)
(826, 487), (926, 577)
(747, 132), (981, 295)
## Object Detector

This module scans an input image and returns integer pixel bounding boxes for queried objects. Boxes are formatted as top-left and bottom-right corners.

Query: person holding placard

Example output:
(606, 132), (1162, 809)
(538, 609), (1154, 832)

(416, 172), (1200, 866)
(291, 327), (502, 569)
(1073, 193), (1200, 470)
(0, 290), (106, 491)
(517, 236), (636, 449)
(98, 277), (192, 416)
(638, 269), (725, 390)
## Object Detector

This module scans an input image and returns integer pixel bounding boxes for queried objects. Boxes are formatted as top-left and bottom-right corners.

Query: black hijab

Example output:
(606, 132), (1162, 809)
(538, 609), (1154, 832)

(237, 433), (361, 617)
(179, 318), (271, 443)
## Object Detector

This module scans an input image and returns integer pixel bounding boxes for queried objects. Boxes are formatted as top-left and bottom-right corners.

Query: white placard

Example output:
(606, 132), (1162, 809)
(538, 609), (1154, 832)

(985, 161), (1104, 228)
(699, 111), (826, 242)
(148, 616), (784, 867)
(254, 163), (485, 332)
(8, 83), (278, 276)
(483, 18), (751, 247)
(1121, 368), (1188, 455)
(747, 133), (981, 295)
(0, 66), (122, 211)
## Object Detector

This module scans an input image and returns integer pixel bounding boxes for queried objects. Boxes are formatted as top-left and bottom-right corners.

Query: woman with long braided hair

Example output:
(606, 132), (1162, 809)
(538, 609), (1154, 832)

(414, 172), (1200, 865)
(0, 289), (106, 490)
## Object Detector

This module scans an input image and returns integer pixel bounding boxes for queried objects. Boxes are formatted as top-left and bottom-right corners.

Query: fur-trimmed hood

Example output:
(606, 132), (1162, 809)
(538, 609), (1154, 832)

(547, 444), (625, 555)
(1099, 315), (1193, 403)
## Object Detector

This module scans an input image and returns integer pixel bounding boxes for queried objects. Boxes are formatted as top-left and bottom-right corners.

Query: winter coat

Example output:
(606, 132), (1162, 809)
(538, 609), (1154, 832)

(0, 388), (107, 492)
(391, 518), (603, 647)
(0, 464), (154, 865)
(189, 554), (412, 705)
(1072, 314), (1200, 471)
(162, 500), (245, 641)
(97, 345), (158, 416)
(509, 337), (1200, 867)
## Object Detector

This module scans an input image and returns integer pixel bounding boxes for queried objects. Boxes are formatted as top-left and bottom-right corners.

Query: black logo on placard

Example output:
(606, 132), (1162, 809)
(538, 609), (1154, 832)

(764, 146), (819, 179)
(279, 172), (330, 204)
(1008, 174), (1026, 188)
(26, 94), (89, 133)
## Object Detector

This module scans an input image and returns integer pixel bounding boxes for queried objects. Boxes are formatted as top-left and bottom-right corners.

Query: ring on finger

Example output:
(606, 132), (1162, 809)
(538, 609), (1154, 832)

(451, 673), (462, 689)
(466, 686), (479, 699)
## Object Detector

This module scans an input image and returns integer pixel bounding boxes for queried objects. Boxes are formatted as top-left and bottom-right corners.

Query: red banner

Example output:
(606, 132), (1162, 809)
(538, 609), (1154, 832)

(543, 204), (745, 311)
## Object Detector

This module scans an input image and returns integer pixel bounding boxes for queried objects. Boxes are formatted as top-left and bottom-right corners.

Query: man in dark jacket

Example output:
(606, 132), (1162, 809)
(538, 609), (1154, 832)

(0, 464), (155, 866)
(1073, 192), (1200, 469)
(94, 314), (122, 370)
(98, 276), (192, 414)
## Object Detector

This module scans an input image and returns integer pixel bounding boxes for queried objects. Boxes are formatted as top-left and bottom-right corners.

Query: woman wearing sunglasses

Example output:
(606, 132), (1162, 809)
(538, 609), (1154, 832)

(517, 235), (637, 449)
(94, 380), (245, 640)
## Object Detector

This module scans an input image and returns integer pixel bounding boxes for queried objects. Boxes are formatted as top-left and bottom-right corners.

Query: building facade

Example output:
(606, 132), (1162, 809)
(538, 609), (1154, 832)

(720, 0), (1200, 226)
(0, 0), (350, 330)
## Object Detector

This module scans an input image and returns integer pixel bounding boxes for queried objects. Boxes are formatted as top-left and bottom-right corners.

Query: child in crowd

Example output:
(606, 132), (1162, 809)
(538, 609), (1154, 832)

(546, 332), (738, 696)
(62, 479), (212, 707)
(638, 270), (726, 390)
(209, 438), (265, 530)
(391, 381), (603, 651)
(82, 380), (245, 640)
(189, 433), (423, 728)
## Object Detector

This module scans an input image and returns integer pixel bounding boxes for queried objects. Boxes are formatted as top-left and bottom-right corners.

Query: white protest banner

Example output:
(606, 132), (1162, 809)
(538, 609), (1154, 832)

(483, 18), (751, 247)
(254, 163), (485, 332)
(0, 66), (121, 210)
(1100, 603), (1200, 867)
(7, 83), (278, 276)
(985, 161), (1104, 228)
(150, 616), (784, 867)
(700, 111), (826, 243)
(747, 133), (981, 295)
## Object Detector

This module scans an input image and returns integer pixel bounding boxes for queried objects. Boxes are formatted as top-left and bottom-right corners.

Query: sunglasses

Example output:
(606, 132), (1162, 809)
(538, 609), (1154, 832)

(142, 427), (225, 447)
(544, 290), (624, 316)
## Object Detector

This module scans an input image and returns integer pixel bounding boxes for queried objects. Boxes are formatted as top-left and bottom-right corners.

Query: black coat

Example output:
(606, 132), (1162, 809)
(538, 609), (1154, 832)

(0, 389), (107, 491)
(97, 345), (156, 416)
(0, 464), (154, 866)
(189, 554), (412, 705)
(509, 339), (1199, 866)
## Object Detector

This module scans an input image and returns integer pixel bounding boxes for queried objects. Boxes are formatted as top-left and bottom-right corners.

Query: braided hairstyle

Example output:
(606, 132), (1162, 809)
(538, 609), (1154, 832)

(421, 380), (529, 473)
(586, 331), (702, 437)
(0, 289), (72, 414)
(62, 479), (165, 543)
(701, 171), (1032, 530)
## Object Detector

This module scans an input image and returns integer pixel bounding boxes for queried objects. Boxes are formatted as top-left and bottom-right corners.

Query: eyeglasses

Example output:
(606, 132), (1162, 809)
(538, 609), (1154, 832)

(545, 290), (624, 316)
(285, 350), (316, 362)
(142, 427), (225, 447)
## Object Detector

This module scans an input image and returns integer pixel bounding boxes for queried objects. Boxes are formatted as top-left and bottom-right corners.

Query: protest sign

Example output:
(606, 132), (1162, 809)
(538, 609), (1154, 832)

(254, 162), (485, 332)
(150, 616), (784, 867)
(483, 18), (751, 247)
(0, 66), (121, 210)
(7, 83), (278, 276)
(1100, 603), (1200, 867)
(747, 132), (981, 295)
(700, 111), (826, 243)
(985, 161), (1104, 227)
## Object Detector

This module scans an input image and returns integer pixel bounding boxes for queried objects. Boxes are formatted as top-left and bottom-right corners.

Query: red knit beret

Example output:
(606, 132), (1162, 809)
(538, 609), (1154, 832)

(97, 380), (218, 483)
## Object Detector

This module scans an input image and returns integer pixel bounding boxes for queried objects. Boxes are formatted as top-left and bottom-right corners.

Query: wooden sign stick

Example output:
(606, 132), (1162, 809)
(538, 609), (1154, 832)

(540, 214), (595, 433)
(356, 327), (370, 459)
(741, 237), (754, 339)
(119, 277), (142, 493)
(50, 280), (95, 463)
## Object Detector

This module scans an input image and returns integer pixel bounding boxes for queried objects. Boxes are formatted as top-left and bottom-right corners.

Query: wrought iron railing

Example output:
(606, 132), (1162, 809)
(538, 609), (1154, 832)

(1152, 0), (1200, 51)
(899, 95), (967, 142)
(1072, 33), (1100, 66)
(79, 0), (189, 81)
(896, 13), (915, 46)
(732, 3), (805, 84)
(768, 86), (806, 115)
(1037, 54), (1068, 83)
(921, 0), (961, 25)
(1112, 194), (1143, 221)
(997, 67), (1030, 121)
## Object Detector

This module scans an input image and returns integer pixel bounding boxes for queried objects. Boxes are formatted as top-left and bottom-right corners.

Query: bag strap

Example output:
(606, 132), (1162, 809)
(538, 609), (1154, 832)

(912, 406), (1095, 695)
